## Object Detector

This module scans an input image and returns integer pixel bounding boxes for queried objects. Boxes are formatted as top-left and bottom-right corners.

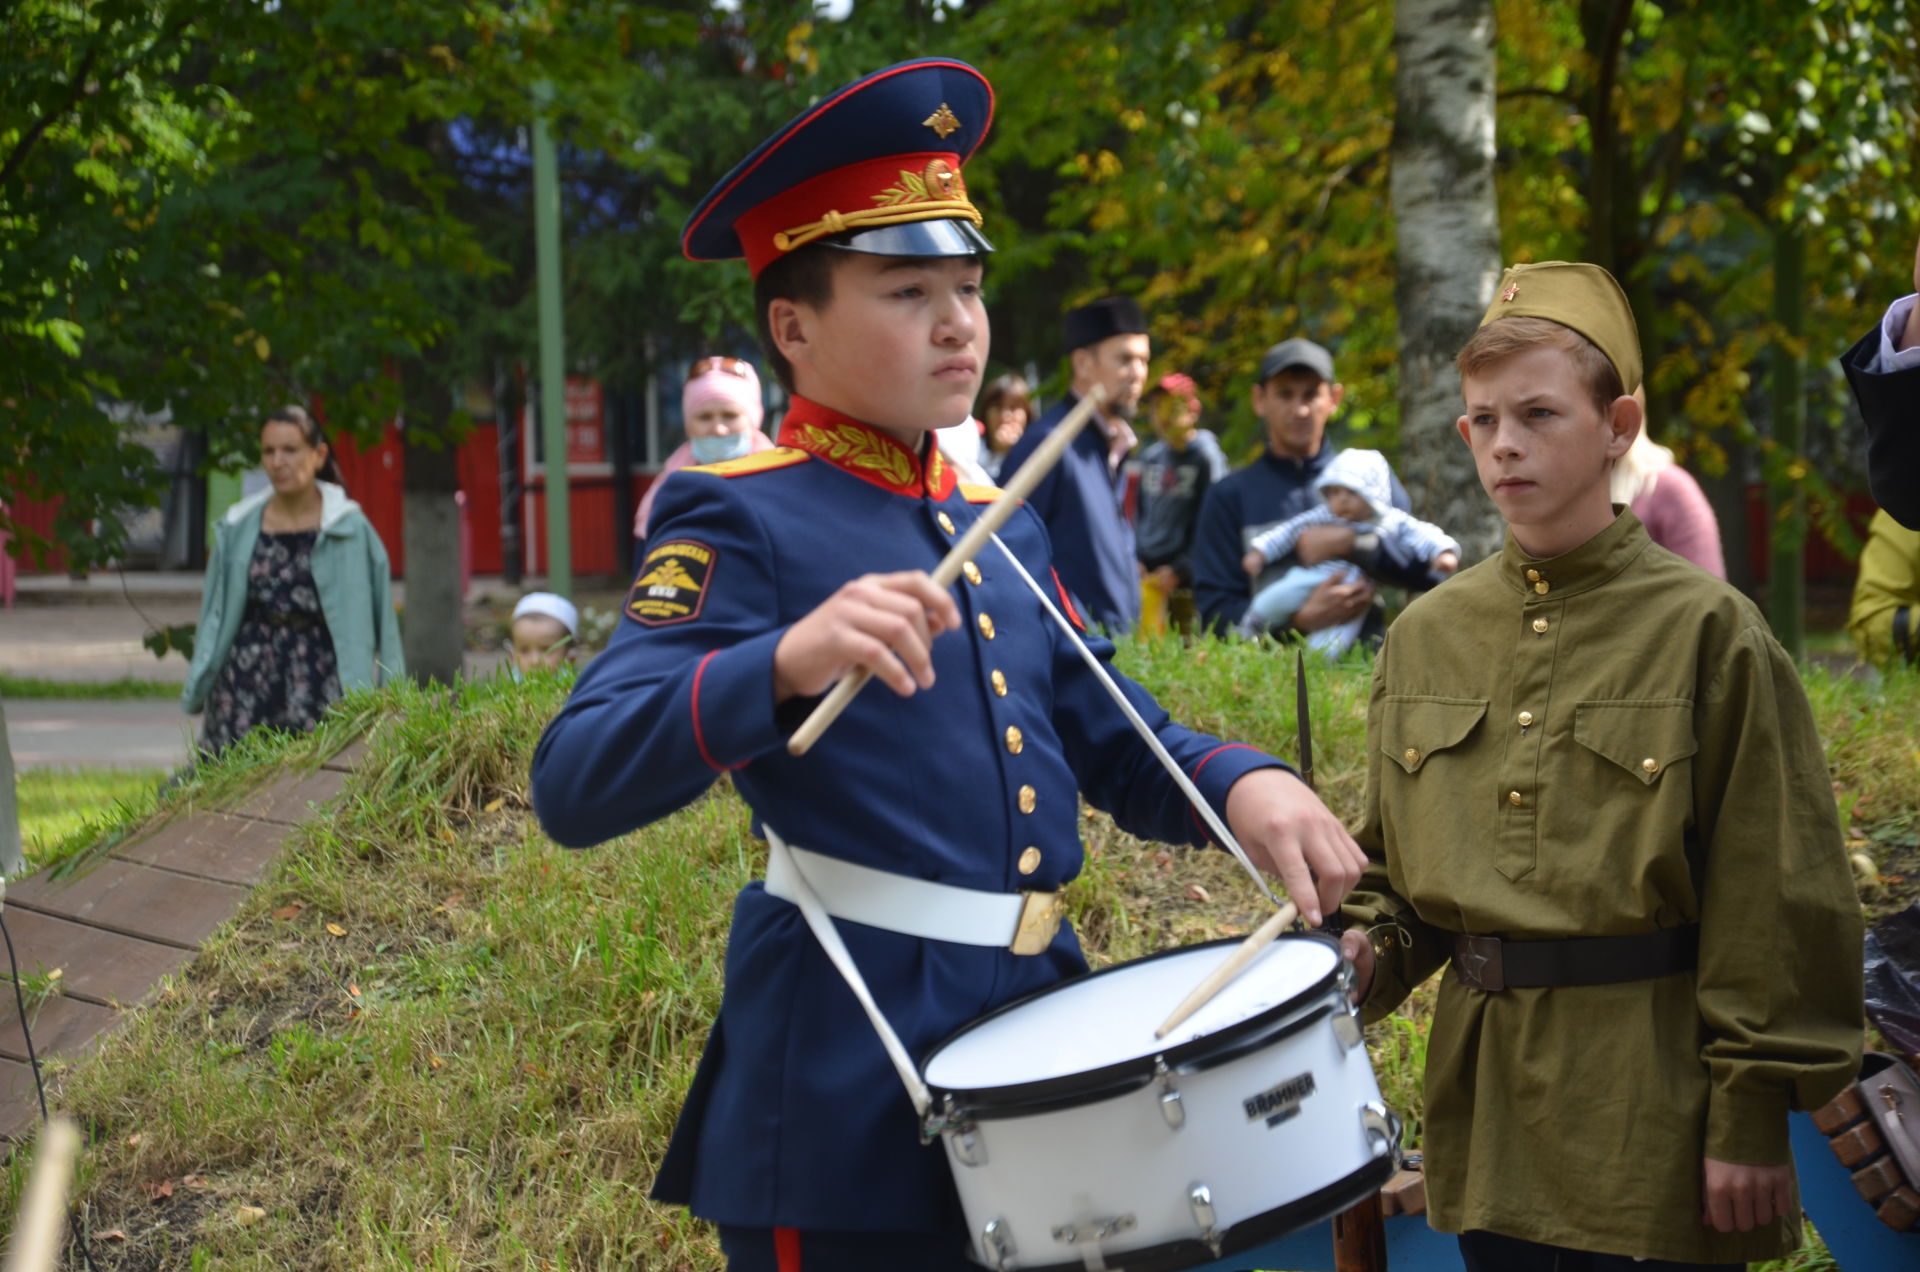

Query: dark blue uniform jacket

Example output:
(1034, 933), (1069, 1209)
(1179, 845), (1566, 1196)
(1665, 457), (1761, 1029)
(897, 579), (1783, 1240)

(1842, 321), (1920, 529)
(1000, 392), (1140, 633)
(531, 398), (1282, 1234)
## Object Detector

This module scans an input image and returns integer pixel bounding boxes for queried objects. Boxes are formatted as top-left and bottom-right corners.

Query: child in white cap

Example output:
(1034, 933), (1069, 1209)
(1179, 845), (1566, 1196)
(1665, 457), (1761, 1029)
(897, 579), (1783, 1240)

(633, 356), (774, 543)
(508, 592), (578, 675)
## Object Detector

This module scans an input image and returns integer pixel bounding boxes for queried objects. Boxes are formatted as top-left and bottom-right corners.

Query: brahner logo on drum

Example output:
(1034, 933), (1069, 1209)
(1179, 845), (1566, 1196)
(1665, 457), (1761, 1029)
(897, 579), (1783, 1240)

(1243, 1072), (1317, 1128)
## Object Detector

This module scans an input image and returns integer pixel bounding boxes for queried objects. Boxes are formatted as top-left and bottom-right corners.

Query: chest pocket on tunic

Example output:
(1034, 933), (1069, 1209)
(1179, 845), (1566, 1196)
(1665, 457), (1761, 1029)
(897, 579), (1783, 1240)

(1571, 702), (1699, 874)
(1572, 701), (1698, 785)
(1380, 699), (1488, 872)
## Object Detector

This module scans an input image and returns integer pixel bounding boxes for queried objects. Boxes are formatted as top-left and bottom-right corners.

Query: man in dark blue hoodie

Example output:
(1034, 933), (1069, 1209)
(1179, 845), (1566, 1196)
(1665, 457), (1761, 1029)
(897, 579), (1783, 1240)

(1190, 338), (1435, 639)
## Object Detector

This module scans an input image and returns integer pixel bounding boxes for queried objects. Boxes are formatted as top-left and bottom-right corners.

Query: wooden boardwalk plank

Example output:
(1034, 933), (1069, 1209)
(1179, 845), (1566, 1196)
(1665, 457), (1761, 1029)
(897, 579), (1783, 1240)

(8, 856), (246, 949)
(226, 768), (347, 825)
(0, 909), (194, 1007)
(113, 812), (291, 886)
(0, 995), (119, 1065)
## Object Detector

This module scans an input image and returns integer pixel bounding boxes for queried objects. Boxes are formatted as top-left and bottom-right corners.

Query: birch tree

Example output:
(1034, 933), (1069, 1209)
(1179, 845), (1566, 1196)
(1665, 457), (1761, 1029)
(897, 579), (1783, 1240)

(1390, 0), (1503, 559)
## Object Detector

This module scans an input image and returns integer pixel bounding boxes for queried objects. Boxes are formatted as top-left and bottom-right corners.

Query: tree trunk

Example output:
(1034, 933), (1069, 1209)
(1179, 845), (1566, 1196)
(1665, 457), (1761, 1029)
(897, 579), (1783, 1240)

(400, 363), (466, 686)
(1391, 0), (1504, 562)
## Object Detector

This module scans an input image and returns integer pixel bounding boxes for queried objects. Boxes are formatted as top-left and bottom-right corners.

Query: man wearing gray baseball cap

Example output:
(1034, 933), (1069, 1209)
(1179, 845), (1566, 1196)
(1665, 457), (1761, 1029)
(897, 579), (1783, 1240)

(1189, 337), (1437, 640)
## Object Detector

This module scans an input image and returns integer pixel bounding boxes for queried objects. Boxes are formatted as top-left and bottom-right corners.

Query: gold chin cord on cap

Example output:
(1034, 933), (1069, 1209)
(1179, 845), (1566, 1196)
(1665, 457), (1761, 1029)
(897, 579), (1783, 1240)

(773, 202), (983, 254)
(772, 158), (981, 253)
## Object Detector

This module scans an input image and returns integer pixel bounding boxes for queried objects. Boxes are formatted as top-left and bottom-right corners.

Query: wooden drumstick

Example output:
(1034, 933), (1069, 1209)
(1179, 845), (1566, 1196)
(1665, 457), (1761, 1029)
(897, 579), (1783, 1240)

(786, 384), (1108, 756)
(1154, 900), (1299, 1039)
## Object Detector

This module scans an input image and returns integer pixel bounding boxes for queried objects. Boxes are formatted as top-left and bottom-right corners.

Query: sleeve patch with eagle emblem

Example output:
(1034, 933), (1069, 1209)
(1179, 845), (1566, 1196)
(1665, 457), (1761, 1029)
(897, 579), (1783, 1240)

(626, 540), (716, 626)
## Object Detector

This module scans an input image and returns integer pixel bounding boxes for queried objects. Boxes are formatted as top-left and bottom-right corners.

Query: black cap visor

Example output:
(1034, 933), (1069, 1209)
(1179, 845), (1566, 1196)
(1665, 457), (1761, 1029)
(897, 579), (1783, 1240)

(821, 219), (994, 260)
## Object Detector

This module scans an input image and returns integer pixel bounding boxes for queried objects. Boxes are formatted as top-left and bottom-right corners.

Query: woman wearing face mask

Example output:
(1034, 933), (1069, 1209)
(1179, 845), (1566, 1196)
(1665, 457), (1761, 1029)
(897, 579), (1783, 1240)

(182, 404), (404, 755)
(632, 356), (774, 545)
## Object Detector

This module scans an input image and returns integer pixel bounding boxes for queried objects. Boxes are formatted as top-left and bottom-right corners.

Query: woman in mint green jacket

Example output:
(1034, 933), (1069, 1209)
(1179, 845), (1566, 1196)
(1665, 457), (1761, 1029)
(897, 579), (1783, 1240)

(182, 407), (404, 753)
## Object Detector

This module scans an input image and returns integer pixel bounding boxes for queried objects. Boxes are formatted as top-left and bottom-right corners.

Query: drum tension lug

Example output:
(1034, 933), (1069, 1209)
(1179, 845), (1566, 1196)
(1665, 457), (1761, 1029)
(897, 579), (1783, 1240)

(1188, 1183), (1222, 1256)
(1362, 1100), (1404, 1163)
(1332, 1000), (1364, 1051)
(926, 1095), (988, 1166)
(981, 1218), (1016, 1270)
(1154, 1057), (1185, 1130)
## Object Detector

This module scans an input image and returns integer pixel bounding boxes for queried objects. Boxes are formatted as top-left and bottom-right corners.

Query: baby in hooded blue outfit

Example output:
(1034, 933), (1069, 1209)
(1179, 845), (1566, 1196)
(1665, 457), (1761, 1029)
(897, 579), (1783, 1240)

(1238, 448), (1460, 654)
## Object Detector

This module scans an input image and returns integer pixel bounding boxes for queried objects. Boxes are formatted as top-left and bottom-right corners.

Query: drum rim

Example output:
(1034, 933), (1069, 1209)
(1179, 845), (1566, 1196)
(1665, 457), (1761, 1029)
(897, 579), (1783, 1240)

(922, 932), (1344, 1115)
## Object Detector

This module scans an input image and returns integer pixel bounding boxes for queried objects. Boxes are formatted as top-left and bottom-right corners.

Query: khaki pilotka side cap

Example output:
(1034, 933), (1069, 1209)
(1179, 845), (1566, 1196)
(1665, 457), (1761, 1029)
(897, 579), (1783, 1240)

(1478, 261), (1643, 396)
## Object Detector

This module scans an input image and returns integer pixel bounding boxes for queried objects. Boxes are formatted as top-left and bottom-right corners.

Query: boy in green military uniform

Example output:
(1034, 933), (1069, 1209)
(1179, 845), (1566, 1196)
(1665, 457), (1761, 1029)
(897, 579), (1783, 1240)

(1337, 262), (1863, 1270)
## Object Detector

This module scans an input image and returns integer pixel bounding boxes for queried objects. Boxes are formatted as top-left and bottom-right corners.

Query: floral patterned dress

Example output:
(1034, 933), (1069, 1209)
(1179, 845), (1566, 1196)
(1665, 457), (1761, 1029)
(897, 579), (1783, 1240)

(200, 529), (343, 755)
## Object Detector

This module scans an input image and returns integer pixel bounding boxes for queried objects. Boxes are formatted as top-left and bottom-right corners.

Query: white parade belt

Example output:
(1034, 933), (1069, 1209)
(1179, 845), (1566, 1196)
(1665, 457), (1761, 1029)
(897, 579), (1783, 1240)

(762, 835), (1066, 956)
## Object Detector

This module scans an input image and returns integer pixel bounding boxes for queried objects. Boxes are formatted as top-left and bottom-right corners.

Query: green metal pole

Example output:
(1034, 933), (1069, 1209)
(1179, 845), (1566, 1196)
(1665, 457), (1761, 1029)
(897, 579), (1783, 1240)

(532, 80), (571, 599)
(1767, 221), (1806, 659)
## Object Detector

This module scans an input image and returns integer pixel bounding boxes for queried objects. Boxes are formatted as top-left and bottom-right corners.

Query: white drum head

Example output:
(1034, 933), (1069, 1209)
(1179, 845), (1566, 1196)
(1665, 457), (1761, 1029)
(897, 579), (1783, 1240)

(924, 935), (1339, 1092)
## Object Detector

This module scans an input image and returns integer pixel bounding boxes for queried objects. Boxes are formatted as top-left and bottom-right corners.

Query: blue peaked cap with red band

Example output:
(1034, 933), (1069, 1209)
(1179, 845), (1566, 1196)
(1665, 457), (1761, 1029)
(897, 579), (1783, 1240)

(681, 58), (995, 277)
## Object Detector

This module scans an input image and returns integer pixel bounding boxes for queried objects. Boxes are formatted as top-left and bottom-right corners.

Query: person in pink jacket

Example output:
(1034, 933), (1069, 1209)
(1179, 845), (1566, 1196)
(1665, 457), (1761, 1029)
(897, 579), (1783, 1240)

(633, 356), (775, 543)
(1611, 389), (1726, 578)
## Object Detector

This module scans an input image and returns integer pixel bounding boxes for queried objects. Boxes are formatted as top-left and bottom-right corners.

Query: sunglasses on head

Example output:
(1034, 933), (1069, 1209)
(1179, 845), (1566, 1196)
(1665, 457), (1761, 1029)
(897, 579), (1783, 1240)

(689, 357), (753, 382)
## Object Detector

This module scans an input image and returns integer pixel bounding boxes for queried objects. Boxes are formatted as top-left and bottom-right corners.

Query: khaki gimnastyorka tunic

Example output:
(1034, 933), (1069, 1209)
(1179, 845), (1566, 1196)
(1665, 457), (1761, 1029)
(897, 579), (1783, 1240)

(1343, 511), (1863, 1264)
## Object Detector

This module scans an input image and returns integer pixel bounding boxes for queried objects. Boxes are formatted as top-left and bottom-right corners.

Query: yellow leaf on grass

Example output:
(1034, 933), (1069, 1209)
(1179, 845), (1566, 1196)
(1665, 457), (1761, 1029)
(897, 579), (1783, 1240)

(484, 796), (506, 813)
(429, 1053), (445, 1070)
(235, 1204), (267, 1226)
(326, 923), (347, 937)
(272, 904), (304, 921)
(440, 828), (456, 845)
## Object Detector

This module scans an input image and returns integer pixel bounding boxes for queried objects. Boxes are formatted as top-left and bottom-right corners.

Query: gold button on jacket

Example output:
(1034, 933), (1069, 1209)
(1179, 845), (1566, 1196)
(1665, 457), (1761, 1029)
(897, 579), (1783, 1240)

(977, 613), (996, 640)
(1017, 846), (1041, 875)
(1005, 726), (1024, 755)
(1532, 617), (1550, 634)
(990, 669), (1007, 696)
(936, 511), (956, 534)
(1342, 513), (1862, 1266)
(1516, 711), (1533, 728)
(1017, 784), (1036, 814)
(963, 561), (982, 585)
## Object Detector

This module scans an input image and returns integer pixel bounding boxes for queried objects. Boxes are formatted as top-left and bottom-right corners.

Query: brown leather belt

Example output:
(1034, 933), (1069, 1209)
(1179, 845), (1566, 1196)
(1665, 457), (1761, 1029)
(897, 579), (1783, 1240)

(1451, 925), (1699, 992)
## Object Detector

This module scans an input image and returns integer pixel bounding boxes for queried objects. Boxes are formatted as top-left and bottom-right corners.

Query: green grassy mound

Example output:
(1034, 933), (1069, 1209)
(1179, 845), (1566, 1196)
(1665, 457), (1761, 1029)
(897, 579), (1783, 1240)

(4, 642), (1914, 1270)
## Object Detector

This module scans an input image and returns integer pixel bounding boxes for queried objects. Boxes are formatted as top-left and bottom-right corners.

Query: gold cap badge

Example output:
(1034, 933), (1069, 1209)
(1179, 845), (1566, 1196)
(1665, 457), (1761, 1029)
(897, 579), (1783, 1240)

(923, 103), (961, 139)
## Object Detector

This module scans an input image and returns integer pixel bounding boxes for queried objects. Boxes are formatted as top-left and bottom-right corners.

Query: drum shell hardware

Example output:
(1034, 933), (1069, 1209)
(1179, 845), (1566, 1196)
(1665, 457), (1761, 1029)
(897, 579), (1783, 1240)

(922, 935), (1403, 1272)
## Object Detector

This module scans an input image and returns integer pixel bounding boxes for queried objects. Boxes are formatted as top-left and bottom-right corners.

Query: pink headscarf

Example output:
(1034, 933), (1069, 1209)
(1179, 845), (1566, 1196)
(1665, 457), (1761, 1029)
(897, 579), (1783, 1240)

(683, 357), (765, 430)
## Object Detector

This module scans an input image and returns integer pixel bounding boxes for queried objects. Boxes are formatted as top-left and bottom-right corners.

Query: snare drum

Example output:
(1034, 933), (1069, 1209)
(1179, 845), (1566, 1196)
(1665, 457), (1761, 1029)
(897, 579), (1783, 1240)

(921, 933), (1400, 1272)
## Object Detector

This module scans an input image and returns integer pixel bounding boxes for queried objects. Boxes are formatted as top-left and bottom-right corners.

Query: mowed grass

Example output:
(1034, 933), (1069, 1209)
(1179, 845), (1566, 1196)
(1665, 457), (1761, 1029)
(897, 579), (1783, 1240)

(14, 768), (169, 871)
(1, 643), (1912, 1270)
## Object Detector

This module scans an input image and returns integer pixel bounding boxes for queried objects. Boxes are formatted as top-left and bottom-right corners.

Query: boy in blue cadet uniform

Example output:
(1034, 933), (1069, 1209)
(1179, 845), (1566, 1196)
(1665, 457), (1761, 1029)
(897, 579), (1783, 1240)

(1336, 262), (1862, 1271)
(1001, 295), (1152, 633)
(528, 59), (1365, 1272)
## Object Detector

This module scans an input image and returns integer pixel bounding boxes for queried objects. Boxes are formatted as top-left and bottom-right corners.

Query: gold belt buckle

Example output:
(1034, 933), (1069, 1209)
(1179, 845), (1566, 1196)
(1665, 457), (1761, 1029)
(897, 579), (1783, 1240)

(1010, 890), (1064, 955)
